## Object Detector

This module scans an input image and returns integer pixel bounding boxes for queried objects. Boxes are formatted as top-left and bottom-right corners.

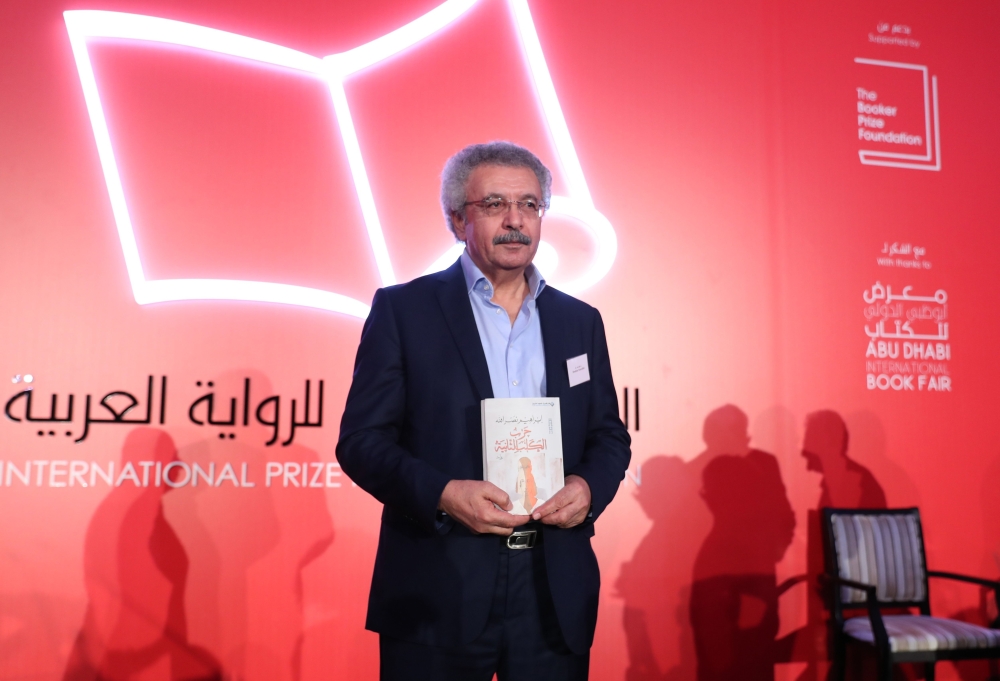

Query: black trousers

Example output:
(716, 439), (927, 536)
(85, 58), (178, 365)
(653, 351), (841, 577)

(379, 535), (590, 681)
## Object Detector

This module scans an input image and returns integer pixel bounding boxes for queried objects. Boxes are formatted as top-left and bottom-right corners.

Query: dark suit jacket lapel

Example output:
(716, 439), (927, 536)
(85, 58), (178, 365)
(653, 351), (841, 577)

(435, 260), (494, 401)
(537, 288), (568, 400)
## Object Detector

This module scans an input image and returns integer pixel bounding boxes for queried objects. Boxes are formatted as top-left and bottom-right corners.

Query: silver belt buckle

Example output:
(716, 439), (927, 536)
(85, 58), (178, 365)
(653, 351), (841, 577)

(507, 530), (537, 550)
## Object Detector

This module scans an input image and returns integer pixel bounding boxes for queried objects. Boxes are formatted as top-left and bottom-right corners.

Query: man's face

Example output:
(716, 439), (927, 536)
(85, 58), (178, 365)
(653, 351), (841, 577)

(452, 164), (542, 276)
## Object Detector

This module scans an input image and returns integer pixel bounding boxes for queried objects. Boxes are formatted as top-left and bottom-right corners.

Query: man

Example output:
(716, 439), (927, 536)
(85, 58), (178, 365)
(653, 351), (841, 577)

(337, 141), (631, 680)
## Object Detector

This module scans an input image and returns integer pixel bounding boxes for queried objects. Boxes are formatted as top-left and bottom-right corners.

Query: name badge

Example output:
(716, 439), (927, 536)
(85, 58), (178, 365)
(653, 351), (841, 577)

(566, 353), (590, 387)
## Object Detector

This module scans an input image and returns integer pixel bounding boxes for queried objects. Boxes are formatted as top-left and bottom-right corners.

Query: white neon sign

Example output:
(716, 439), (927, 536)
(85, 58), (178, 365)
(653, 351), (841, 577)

(64, 0), (617, 318)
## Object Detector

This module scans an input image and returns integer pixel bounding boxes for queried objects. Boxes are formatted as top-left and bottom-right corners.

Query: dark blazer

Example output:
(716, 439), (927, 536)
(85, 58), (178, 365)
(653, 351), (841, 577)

(336, 259), (631, 654)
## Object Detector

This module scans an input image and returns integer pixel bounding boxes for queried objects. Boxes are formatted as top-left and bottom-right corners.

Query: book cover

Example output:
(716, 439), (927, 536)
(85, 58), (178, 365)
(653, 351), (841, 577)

(481, 397), (564, 516)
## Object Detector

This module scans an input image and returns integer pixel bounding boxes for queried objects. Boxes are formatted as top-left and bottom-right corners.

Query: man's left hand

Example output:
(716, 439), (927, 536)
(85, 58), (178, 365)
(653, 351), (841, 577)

(531, 474), (591, 528)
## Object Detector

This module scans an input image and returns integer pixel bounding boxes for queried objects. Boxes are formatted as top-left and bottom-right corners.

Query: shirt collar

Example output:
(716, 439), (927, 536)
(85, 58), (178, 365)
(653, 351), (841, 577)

(460, 249), (547, 299)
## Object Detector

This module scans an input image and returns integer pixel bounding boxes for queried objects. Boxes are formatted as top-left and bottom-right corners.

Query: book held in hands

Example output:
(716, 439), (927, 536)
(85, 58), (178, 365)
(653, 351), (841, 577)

(481, 398), (564, 515)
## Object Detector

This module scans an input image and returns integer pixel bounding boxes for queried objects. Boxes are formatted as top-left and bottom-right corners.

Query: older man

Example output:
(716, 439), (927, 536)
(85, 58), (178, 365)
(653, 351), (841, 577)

(337, 141), (630, 680)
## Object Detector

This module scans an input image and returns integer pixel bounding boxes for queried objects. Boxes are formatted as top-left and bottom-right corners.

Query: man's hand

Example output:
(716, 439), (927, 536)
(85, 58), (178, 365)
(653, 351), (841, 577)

(438, 480), (531, 535)
(531, 474), (591, 528)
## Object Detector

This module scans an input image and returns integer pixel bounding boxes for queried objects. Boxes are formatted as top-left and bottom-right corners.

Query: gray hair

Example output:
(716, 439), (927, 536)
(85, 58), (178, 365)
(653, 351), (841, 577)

(440, 141), (552, 237)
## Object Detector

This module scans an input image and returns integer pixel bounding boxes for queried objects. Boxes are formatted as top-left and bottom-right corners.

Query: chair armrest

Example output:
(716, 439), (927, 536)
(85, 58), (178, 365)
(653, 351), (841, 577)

(928, 570), (1000, 628)
(927, 570), (1000, 590)
(822, 574), (890, 651)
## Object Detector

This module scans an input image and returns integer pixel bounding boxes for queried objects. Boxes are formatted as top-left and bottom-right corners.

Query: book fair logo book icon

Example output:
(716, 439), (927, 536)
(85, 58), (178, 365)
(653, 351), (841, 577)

(64, 1), (618, 319)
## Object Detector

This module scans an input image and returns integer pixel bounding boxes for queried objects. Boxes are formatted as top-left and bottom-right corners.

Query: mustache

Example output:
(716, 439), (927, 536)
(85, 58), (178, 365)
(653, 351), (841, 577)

(492, 231), (532, 246)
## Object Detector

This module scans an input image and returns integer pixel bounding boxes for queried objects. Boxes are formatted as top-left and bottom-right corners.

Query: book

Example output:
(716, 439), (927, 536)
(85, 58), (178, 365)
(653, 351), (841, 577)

(481, 397), (564, 515)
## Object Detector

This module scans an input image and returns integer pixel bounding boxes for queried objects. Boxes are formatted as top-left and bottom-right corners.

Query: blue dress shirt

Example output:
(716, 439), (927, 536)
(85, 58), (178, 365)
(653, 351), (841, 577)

(460, 250), (547, 399)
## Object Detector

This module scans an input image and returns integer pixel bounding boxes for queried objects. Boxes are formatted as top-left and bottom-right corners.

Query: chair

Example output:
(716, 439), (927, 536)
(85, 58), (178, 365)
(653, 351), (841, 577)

(823, 507), (1000, 680)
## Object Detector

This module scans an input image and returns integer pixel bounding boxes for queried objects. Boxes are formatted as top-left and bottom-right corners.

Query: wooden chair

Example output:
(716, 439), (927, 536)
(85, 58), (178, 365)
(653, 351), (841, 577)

(823, 507), (1000, 680)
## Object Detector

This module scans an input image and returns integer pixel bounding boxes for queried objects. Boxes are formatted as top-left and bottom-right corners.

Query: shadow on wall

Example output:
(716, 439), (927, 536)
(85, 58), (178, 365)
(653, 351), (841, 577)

(618, 406), (899, 681)
(164, 370), (335, 681)
(788, 410), (888, 681)
(690, 409), (796, 681)
(617, 405), (795, 681)
(616, 455), (699, 681)
(842, 410), (920, 509)
(753, 405), (811, 523)
(62, 427), (222, 681)
(61, 371), (337, 681)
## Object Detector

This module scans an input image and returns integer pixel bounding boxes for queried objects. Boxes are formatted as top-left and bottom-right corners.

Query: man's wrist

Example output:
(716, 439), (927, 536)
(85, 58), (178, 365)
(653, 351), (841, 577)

(437, 479), (456, 511)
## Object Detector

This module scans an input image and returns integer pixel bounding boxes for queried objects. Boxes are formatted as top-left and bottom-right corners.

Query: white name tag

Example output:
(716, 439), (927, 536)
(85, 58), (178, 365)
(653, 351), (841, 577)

(566, 353), (590, 387)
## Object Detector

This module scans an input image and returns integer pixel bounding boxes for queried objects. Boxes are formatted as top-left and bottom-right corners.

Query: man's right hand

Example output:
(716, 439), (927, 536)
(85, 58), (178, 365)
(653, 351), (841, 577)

(438, 480), (531, 535)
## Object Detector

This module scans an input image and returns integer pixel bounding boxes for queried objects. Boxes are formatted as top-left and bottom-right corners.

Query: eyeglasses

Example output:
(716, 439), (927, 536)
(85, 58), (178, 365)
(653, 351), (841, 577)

(462, 196), (545, 219)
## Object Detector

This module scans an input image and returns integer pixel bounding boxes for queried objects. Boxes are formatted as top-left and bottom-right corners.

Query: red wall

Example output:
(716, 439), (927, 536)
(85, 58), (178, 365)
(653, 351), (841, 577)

(2, 0), (999, 679)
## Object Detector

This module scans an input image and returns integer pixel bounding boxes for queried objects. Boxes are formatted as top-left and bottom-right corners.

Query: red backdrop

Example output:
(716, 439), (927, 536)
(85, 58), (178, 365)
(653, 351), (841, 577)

(3, 0), (1000, 679)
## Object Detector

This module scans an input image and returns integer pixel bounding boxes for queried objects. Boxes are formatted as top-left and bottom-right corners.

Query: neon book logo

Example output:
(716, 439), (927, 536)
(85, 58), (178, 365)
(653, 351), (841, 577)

(65, 0), (617, 319)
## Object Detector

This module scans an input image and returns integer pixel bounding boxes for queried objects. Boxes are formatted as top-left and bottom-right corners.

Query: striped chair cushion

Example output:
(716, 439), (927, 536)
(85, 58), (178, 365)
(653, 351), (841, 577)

(844, 615), (1000, 652)
(830, 512), (926, 604)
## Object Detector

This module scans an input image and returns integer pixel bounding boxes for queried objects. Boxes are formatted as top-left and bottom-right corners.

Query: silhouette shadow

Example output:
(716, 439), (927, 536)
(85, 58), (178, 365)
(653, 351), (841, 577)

(789, 410), (890, 681)
(617, 455), (699, 680)
(844, 410), (920, 508)
(618, 405), (795, 681)
(689, 408), (796, 681)
(62, 427), (221, 681)
(164, 370), (334, 681)
(804, 411), (886, 510)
